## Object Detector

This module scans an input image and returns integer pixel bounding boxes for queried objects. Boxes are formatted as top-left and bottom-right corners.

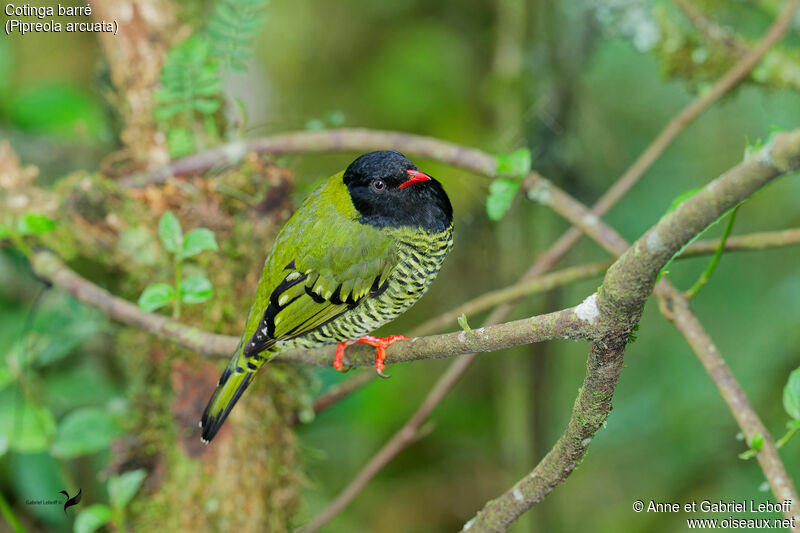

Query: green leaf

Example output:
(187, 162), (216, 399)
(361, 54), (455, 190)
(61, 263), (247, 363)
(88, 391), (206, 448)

(166, 128), (196, 159)
(179, 276), (213, 304)
(495, 148), (532, 178)
(738, 449), (756, 460)
(783, 367), (800, 420)
(137, 283), (175, 312)
(657, 187), (744, 282)
(304, 118), (326, 131)
(51, 407), (122, 458)
(74, 504), (112, 533)
(158, 211), (183, 253)
(0, 224), (11, 239)
(457, 313), (476, 337)
(486, 178), (522, 221)
(109, 469), (147, 510)
(44, 364), (119, 415)
(194, 98), (221, 115)
(16, 212), (56, 235)
(207, 0), (269, 72)
(0, 390), (56, 454)
(154, 35), (222, 137)
(177, 228), (219, 260)
(751, 432), (764, 451)
(667, 188), (702, 213)
(326, 110), (345, 126)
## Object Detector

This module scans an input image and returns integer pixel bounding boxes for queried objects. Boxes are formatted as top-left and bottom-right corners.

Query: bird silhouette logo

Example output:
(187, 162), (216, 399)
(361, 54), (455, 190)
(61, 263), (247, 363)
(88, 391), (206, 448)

(58, 488), (81, 514)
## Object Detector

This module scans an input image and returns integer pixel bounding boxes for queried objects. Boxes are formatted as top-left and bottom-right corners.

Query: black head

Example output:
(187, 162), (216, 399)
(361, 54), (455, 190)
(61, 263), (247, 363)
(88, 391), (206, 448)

(343, 150), (453, 232)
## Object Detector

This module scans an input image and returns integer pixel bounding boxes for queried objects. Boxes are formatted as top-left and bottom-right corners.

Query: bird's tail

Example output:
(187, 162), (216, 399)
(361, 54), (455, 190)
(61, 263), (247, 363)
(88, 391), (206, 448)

(200, 355), (258, 443)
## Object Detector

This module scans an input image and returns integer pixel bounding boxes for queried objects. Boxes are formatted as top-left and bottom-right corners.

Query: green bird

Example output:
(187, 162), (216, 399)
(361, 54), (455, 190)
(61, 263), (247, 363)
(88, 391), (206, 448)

(200, 150), (453, 442)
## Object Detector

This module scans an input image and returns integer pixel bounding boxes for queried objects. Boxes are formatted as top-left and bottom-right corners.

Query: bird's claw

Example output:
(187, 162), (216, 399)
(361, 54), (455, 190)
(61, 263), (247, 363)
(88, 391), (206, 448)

(355, 334), (408, 378)
(333, 335), (408, 377)
(334, 340), (354, 373)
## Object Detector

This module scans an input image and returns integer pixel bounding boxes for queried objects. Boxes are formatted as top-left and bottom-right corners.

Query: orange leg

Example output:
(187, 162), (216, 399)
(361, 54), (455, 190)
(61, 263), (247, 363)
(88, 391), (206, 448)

(333, 335), (409, 377)
(334, 340), (355, 372)
(354, 334), (409, 378)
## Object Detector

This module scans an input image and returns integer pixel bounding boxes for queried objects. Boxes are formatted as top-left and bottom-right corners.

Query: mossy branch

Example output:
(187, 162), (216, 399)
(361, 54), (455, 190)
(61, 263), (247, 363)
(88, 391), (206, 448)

(29, 249), (598, 366)
(27, 223), (800, 367)
(461, 130), (800, 532)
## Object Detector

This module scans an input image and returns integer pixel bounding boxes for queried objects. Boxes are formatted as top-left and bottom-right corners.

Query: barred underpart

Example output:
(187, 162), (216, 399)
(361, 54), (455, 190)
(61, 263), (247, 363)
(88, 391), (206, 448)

(262, 225), (452, 357)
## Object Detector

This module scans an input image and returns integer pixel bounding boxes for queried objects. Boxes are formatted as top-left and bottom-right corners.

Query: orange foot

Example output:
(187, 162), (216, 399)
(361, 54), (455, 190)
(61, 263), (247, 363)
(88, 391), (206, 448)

(333, 335), (409, 378)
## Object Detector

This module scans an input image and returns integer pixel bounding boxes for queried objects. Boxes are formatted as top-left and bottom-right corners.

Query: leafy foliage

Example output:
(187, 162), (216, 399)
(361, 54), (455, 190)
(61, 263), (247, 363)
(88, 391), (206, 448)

(0, 212), (56, 256)
(74, 504), (112, 533)
(16, 212), (56, 235)
(157, 210), (183, 253)
(50, 407), (122, 458)
(137, 283), (175, 312)
(154, 36), (222, 157)
(179, 275), (214, 304)
(138, 211), (219, 316)
(108, 469), (147, 510)
(487, 148), (531, 220)
(784, 367), (800, 421)
(207, 0), (269, 72)
(154, 0), (268, 157)
(457, 313), (477, 337)
(657, 187), (743, 283)
(178, 228), (219, 260)
(0, 392), (56, 454)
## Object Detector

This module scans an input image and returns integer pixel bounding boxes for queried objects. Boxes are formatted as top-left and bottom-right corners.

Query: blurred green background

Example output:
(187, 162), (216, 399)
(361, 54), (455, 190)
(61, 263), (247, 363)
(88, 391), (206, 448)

(1, 0), (799, 532)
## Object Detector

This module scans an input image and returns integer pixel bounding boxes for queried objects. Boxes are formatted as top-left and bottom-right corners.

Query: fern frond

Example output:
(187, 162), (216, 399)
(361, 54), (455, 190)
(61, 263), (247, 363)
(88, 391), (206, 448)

(207, 0), (269, 72)
(154, 36), (221, 122)
(154, 36), (222, 157)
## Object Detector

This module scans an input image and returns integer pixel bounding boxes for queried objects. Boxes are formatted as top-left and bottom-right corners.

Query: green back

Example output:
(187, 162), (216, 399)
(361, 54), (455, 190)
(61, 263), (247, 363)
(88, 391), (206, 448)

(239, 171), (396, 354)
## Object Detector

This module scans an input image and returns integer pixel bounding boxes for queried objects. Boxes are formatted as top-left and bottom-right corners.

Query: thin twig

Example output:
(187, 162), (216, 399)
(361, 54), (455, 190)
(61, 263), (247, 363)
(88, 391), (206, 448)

(683, 228), (800, 256)
(302, 130), (800, 532)
(30, 228), (800, 367)
(461, 129), (800, 532)
(118, 129), (498, 188)
(29, 247), (598, 366)
(288, 370), (375, 426)
(673, 0), (749, 56)
(522, 0), (799, 271)
(28, 250), (238, 357)
(294, 225), (800, 423)
(412, 261), (612, 337)
(685, 206), (738, 298)
(28, 227), (800, 428)
(296, 307), (506, 533)
(656, 284), (800, 525)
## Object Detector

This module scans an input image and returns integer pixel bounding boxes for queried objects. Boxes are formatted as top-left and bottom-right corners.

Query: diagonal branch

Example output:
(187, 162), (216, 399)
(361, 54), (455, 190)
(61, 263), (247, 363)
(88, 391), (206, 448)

(462, 130), (800, 532)
(118, 129), (498, 188)
(300, 126), (800, 532)
(24, 114), (800, 533)
(29, 249), (239, 357)
(294, 226), (800, 425)
(656, 283), (800, 524)
(29, 249), (598, 366)
(672, 0), (749, 57)
(521, 0), (800, 270)
(28, 226), (800, 366)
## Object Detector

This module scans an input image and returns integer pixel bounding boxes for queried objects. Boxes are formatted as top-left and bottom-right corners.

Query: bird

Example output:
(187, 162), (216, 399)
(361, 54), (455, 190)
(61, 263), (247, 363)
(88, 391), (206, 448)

(200, 150), (454, 442)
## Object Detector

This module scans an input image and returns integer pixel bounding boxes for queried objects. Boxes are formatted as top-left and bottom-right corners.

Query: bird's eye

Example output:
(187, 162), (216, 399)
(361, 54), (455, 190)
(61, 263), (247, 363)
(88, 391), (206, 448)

(371, 179), (386, 192)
